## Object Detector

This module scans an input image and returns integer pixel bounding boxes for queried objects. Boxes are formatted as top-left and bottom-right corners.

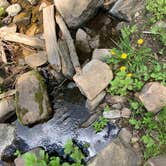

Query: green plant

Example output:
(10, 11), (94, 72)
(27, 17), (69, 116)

(146, 0), (166, 23)
(23, 140), (85, 166)
(0, 7), (5, 17)
(93, 116), (109, 133)
(129, 100), (166, 160)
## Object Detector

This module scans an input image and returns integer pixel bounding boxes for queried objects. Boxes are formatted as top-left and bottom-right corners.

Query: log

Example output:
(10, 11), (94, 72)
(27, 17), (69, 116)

(55, 14), (81, 74)
(43, 5), (61, 72)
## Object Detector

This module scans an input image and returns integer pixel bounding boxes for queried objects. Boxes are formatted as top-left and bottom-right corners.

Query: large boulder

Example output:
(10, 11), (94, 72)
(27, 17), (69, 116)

(73, 59), (113, 100)
(0, 124), (15, 160)
(15, 71), (52, 125)
(88, 138), (142, 166)
(137, 82), (166, 113)
(54, 0), (104, 28)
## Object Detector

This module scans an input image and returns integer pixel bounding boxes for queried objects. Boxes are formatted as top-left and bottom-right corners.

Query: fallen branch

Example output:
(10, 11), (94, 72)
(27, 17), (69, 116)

(55, 13), (81, 74)
(43, 5), (61, 72)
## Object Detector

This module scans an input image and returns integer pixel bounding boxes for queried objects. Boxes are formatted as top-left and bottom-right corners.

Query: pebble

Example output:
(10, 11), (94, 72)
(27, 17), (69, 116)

(121, 107), (131, 118)
(103, 109), (121, 119)
(112, 103), (122, 110)
(6, 4), (22, 16)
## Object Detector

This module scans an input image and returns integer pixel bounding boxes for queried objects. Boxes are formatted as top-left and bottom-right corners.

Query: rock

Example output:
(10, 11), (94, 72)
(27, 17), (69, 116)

(131, 137), (139, 144)
(112, 103), (122, 110)
(87, 138), (142, 166)
(54, 0), (104, 28)
(15, 71), (52, 125)
(73, 59), (113, 100)
(137, 82), (166, 113)
(0, 0), (10, 9)
(119, 128), (132, 144)
(0, 97), (15, 122)
(6, 4), (22, 17)
(103, 109), (121, 119)
(14, 147), (42, 166)
(24, 51), (47, 68)
(109, 0), (145, 21)
(92, 49), (111, 61)
(76, 29), (91, 53)
(105, 95), (127, 105)
(13, 11), (31, 25)
(146, 155), (166, 166)
(86, 91), (106, 111)
(67, 82), (77, 89)
(0, 124), (15, 159)
(121, 107), (131, 118)
(0, 160), (14, 166)
(26, 0), (38, 5)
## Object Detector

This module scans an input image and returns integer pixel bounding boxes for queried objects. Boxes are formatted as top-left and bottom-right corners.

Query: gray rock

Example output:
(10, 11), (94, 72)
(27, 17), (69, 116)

(6, 4), (22, 16)
(24, 51), (47, 68)
(74, 59), (113, 100)
(119, 128), (132, 144)
(109, 0), (145, 21)
(0, 124), (15, 159)
(137, 82), (166, 113)
(14, 147), (42, 166)
(121, 107), (131, 118)
(87, 138), (142, 166)
(86, 91), (106, 111)
(76, 29), (91, 53)
(105, 95), (127, 105)
(15, 71), (52, 125)
(146, 155), (166, 166)
(0, 0), (10, 9)
(0, 97), (15, 122)
(112, 103), (122, 110)
(92, 49), (111, 61)
(103, 109), (121, 119)
(54, 0), (104, 28)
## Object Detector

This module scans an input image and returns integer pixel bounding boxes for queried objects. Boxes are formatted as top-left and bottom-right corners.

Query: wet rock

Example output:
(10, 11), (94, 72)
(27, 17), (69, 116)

(24, 51), (47, 68)
(105, 95), (127, 105)
(76, 29), (91, 53)
(109, 0), (145, 21)
(73, 59), (113, 100)
(137, 82), (166, 113)
(54, 0), (104, 29)
(0, 97), (15, 122)
(6, 4), (22, 17)
(15, 71), (52, 125)
(112, 103), (122, 110)
(13, 11), (31, 25)
(0, 124), (15, 159)
(86, 91), (106, 111)
(119, 128), (132, 144)
(87, 138), (142, 166)
(103, 109), (121, 119)
(0, 0), (10, 9)
(121, 107), (131, 118)
(146, 155), (166, 166)
(92, 49), (111, 61)
(27, 0), (38, 5)
(14, 147), (42, 166)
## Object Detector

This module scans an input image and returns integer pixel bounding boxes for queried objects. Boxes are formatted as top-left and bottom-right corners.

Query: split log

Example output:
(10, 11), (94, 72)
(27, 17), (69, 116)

(43, 5), (61, 72)
(0, 32), (45, 49)
(55, 14), (81, 74)
(58, 39), (74, 78)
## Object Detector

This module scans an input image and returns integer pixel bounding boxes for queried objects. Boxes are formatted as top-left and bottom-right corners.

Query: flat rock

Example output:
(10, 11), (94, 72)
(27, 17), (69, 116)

(73, 59), (113, 100)
(6, 4), (22, 17)
(86, 91), (106, 111)
(24, 51), (47, 68)
(103, 109), (121, 119)
(92, 49), (111, 61)
(137, 82), (166, 113)
(15, 71), (52, 125)
(119, 128), (132, 144)
(0, 97), (15, 122)
(147, 155), (166, 166)
(54, 0), (104, 28)
(87, 138), (142, 166)
(0, 124), (15, 160)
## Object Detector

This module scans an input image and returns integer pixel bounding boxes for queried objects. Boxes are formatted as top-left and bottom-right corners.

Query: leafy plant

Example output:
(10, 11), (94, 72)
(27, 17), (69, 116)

(146, 0), (166, 23)
(23, 140), (85, 166)
(129, 100), (166, 160)
(93, 116), (109, 133)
